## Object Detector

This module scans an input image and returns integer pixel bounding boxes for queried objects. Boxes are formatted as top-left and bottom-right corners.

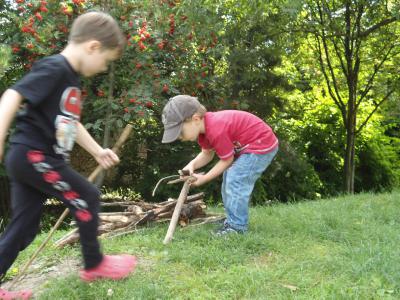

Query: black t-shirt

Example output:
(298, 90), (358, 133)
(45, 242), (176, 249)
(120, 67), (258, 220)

(11, 54), (82, 161)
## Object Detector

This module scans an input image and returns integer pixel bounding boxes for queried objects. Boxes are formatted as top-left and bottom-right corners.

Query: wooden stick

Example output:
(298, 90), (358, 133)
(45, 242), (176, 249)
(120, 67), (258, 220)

(163, 177), (195, 244)
(9, 124), (133, 289)
(54, 227), (79, 246)
(152, 175), (180, 196)
(167, 172), (204, 185)
(157, 192), (204, 205)
(187, 215), (225, 227)
(87, 124), (134, 182)
(167, 177), (187, 185)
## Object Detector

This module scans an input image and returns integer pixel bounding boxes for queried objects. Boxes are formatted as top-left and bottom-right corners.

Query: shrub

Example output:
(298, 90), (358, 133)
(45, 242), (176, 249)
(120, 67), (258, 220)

(355, 141), (399, 192)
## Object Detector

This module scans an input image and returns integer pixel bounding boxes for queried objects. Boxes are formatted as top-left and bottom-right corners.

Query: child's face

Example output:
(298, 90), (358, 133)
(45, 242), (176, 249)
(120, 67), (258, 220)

(179, 117), (202, 142)
(80, 43), (120, 77)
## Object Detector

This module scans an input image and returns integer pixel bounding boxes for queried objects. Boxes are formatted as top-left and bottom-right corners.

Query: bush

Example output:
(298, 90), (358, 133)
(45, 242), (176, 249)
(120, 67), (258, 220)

(259, 140), (323, 202)
(355, 141), (399, 192)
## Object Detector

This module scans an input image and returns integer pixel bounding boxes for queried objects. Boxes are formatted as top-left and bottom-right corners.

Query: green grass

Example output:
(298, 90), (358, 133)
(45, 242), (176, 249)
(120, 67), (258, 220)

(8, 190), (400, 299)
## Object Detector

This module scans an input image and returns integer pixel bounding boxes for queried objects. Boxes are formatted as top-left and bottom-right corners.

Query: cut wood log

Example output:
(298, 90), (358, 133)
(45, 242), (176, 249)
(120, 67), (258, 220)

(157, 192), (204, 205)
(99, 215), (134, 223)
(101, 201), (136, 207)
(55, 192), (208, 248)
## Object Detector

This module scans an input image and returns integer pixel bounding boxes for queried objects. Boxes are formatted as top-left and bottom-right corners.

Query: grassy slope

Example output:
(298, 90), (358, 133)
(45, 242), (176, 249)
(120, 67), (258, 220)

(10, 190), (400, 299)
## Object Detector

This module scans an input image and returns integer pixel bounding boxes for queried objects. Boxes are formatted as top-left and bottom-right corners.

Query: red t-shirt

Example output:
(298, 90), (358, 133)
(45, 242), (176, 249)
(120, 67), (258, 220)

(198, 111), (278, 160)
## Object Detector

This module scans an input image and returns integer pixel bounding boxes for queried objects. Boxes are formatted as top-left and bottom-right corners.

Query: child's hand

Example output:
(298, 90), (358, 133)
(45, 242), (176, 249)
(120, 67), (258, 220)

(95, 148), (120, 169)
(190, 173), (208, 187)
(182, 163), (194, 176)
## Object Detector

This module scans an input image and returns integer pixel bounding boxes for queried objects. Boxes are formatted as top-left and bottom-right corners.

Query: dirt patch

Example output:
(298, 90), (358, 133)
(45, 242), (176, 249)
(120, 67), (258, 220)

(2, 256), (149, 298)
(2, 258), (80, 298)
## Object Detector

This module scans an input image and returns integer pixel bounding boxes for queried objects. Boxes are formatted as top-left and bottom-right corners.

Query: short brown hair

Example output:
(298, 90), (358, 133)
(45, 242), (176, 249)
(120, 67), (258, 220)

(193, 99), (207, 117)
(69, 11), (125, 55)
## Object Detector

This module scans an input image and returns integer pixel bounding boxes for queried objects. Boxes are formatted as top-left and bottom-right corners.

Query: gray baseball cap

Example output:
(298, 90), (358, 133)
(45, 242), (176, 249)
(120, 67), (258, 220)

(161, 95), (202, 143)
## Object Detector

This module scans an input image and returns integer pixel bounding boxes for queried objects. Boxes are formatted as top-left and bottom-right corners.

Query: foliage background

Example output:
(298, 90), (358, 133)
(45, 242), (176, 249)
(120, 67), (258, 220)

(0, 0), (399, 205)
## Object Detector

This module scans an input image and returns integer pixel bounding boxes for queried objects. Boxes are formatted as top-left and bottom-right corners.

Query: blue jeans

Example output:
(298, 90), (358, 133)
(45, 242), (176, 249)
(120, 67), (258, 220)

(221, 147), (278, 231)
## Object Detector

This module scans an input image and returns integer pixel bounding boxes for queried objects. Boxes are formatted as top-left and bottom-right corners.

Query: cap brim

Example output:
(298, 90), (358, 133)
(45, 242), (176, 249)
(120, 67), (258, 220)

(162, 123), (183, 143)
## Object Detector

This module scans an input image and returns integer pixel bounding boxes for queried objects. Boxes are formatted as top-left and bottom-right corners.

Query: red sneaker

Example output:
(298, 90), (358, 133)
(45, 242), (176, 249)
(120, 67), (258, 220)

(0, 288), (32, 300)
(80, 254), (137, 282)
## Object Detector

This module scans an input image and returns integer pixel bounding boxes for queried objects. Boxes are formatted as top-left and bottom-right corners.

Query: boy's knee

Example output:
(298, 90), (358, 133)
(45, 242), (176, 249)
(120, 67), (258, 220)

(83, 184), (101, 201)
(65, 184), (101, 218)
(79, 185), (101, 211)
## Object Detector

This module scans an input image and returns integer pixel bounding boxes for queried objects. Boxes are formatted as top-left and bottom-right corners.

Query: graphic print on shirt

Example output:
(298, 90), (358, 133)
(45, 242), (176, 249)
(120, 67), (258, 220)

(54, 87), (81, 158)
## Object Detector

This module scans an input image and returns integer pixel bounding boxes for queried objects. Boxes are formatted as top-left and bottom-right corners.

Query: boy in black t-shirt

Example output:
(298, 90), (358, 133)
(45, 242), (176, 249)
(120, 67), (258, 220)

(0, 12), (136, 299)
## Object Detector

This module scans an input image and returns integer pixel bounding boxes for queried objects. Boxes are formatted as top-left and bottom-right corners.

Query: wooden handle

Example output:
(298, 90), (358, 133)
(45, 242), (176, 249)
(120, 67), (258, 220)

(110, 124), (134, 153)
(87, 124), (133, 182)
(163, 177), (195, 244)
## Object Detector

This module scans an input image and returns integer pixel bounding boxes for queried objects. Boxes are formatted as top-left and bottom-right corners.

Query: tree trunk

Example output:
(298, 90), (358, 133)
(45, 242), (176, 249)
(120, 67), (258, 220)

(310, 1), (398, 194)
(95, 62), (115, 186)
(344, 126), (356, 193)
(344, 85), (357, 193)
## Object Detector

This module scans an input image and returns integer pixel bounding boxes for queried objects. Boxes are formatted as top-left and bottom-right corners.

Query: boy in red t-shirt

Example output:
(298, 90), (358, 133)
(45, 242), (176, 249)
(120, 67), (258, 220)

(161, 95), (278, 235)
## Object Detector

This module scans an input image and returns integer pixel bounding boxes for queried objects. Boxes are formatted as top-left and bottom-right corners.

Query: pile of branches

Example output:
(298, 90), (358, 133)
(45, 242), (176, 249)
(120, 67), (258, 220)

(55, 192), (223, 248)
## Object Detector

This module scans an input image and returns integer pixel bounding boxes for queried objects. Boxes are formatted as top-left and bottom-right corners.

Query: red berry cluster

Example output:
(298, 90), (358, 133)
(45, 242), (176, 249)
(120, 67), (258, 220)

(16, 0), (54, 54)
(169, 14), (175, 35)
(97, 89), (105, 97)
(123, 97), (154, 117)
(137, 21), (150, 51)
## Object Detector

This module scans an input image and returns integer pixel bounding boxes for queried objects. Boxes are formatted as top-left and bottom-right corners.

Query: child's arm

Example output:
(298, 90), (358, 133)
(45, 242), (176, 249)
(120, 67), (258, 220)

(182, 148), (215, 174)
(191, 156), (234, 187)
(0, 89), (24, 162)
(75, 122), (120, 169)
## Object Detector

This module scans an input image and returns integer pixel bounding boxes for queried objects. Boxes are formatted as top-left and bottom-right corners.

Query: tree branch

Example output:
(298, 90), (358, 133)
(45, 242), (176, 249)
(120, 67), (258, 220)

(356, 44), (395, 108)
(359, 16), (398, 38)
(356, 89), (394, 134)
(316, 2), (346, 110)
(352, 2), (364, 76)
(301, 15), (399, 40)
(322, 1), (348, 78)
(315, 36), (346, 123)
(344, 1), (353, 71)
